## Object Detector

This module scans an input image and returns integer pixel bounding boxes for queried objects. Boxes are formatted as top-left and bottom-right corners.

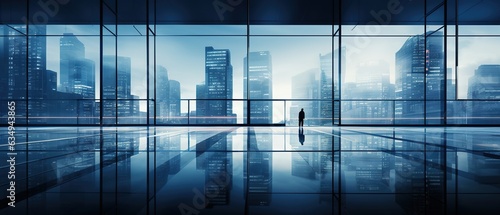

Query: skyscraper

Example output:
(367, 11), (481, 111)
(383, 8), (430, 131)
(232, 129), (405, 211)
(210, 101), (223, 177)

(343, 61), (394, 124)
(335, 47), (347, 124)
(155, 65), (181, 124)
(2, 25), (47, 124)
(467, 65), (500, 124)
(102, 55), (131, 99)
(196, 83), (207, 124)
(102, 55), (138, 124)
(319, 52), (332, 125)
(168, 80), (181, 120)
(197, 46), (235, 124)
(244, 51), (273, 124)
(60, 33), (95, 96)
(60, 33), (96, 124)
(0, 26), (6, 102)
(156, 65), (170, 123)
(395, 32), (444, 124)
(291, 69), (320, 125)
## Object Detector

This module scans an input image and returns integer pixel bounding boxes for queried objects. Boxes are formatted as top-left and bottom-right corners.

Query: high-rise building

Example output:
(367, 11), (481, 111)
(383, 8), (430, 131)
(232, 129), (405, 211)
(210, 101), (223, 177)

(467, 65), (500, 124)
(244, 51), (273, 124)
(343, 61), (394, 124)
(291, 68), (320, 125)
(156, 65), (170, 123)
(395, 32), (444, 124)
(446, 68), (467, 124)
(0, 26), (6, 100)
(155, 66), (181, 124)
(319, 52), (333, 125)
(196, 83), (207, 124)
(59, 33), (95, 124)
(168, 80), (181, 120)
(335, 47), (347, 124)
(447, 68), (456, 100)
(337, 46), (347, 99)
(59, 33), (96, 124)
(102, 55), (138, 124)
(197, 46), (235, 124)
(60, 33), (95, 97)
(2, 25), (47, 123)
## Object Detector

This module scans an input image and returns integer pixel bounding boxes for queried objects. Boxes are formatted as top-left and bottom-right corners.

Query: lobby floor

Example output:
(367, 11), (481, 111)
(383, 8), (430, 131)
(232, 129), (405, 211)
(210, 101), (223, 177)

(1, 126), (500, 215)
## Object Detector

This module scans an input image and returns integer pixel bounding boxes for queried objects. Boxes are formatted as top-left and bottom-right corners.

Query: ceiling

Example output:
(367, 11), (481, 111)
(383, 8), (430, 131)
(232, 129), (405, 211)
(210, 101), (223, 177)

(1, 0), (499, 25)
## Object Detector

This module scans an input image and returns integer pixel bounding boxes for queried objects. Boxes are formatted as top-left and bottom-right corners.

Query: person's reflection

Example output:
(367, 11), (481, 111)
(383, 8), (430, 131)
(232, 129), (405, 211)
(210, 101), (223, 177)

(298, 128), (305, 145)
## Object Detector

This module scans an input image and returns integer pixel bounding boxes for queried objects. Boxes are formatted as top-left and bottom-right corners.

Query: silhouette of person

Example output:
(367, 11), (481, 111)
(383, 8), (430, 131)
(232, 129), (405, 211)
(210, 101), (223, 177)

(298, 128), (305, 145)
(298, 108), (305, 127)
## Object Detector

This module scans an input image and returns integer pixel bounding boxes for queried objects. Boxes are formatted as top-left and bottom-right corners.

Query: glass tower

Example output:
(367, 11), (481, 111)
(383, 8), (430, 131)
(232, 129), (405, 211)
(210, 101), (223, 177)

(244, 51), (273, 124)
(198, 46), (234, 124)
(395, 32), (444, 124)
(468, 65), (500, 124)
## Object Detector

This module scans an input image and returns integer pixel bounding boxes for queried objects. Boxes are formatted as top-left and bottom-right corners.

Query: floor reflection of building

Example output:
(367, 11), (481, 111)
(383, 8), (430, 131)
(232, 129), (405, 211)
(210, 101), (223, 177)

(28, 132), (59, 191)
(195, 132), (233, 207)
(319, 135), (333, 203)
(27, 129), (100, 208)
(291, 132), (333, 202)
(292, 133), (319, 179)
(58, 128), (98, 185)
(245, 129), (273, 206)
(29, 130), (98, 187)
(348, 136), (392, 192)
(395, 133), (445, 214)
(206, 135), (232, 207)
(49, 128), (98, 212)
(467, 133), (500, 183)
(155, 133), (183, 191)
(116, 131), (140, 191)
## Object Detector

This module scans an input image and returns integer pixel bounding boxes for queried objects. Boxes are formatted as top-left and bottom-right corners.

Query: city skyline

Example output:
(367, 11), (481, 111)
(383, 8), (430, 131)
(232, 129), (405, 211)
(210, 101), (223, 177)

(3, 24), (500, 124)
(42, 24), (500, 102)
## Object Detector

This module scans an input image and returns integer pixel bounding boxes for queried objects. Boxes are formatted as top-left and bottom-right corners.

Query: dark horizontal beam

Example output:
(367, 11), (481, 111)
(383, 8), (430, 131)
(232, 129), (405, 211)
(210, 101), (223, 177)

(1, 0), (499, 25)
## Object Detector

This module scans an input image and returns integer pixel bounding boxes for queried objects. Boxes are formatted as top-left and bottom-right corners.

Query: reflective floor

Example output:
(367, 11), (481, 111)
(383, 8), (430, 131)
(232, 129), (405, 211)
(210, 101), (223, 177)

(1, 126), (500, 215)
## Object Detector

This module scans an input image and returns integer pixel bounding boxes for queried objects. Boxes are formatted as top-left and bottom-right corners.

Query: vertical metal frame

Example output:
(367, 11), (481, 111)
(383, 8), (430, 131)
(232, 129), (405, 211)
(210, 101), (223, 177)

(424, 0), (428, 125)
(444, 0), (448, 124)
(246, 0), (250, 125)
(100, 0), (118, 126)
(99, 1), (103, 126)
(337, 0), (343, 126)
(454, 0), (458, 104)
(114, 1), (118, 125)
(424, 0), (447, 125)
(146, 0), (150, 126)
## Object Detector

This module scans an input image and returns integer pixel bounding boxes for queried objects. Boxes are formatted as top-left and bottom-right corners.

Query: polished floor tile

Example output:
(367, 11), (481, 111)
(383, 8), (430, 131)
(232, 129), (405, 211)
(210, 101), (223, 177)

(1, 126), (500, 214)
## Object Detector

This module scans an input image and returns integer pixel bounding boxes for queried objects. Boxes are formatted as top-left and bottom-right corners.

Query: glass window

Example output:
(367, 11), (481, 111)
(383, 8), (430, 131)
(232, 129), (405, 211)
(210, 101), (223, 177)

(157, 25), (246, 124)
(250, 34), (332, 125)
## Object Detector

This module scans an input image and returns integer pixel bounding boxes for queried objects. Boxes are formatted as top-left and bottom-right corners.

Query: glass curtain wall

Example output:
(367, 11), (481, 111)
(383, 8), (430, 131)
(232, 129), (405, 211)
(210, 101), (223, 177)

(249, 25), (333, 126)
(2, 0), (500, 126)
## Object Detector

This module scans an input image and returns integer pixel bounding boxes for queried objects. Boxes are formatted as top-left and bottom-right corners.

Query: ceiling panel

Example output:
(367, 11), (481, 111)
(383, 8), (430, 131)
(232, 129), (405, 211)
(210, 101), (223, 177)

(1, 0), (498, 25)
